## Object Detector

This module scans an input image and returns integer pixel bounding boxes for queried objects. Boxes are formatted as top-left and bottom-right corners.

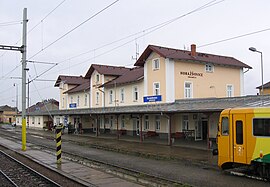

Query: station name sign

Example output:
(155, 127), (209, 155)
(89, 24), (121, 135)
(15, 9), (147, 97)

(143, 95), (162, 102)
(69, 103), (77, 108)
(180, 71), (203, 78)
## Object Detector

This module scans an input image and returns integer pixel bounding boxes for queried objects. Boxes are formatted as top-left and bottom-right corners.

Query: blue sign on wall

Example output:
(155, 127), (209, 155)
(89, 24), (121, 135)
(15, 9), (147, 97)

(143, 95), (162, 102)
(69, 103), (77, 108)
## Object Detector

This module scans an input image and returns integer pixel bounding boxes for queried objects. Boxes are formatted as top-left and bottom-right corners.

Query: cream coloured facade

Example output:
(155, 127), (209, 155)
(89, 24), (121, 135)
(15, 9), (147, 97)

(20, 44), (255, 147)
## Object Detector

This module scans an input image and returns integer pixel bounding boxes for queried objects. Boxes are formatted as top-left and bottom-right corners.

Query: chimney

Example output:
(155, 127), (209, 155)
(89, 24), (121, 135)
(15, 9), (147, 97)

(191, 44), (196, 57)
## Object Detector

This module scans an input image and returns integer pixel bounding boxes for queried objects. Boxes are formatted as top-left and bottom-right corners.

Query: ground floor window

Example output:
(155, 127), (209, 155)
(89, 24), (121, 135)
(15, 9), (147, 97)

(121, 115), (125, 129)
(144, 115), (149, 130)
(182, 115), (189, 130)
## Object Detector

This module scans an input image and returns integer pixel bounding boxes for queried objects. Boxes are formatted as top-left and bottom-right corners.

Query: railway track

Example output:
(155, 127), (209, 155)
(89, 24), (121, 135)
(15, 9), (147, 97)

(0, 150), (60, 187)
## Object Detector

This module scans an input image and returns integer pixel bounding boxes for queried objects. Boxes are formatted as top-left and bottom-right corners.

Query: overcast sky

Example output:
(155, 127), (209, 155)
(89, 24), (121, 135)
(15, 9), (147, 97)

(1, 0), (269, 110)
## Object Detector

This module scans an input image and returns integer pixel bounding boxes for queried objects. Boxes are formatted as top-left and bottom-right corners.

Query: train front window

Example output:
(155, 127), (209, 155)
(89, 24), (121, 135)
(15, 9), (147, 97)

(221, 117), (229, 135)
(253, 118), (270, 137)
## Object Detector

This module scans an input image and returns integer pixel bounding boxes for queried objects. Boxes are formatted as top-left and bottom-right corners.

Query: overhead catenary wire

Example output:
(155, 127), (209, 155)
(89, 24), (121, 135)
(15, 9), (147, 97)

(28, 0), (120, 60)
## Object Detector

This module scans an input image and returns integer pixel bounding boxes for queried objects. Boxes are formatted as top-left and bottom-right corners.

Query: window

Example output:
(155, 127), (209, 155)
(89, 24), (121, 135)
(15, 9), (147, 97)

(253, 118), (270, 136)
(205, 64), (214, 72)
(184, 82), (193, 98)
(77, 96), (80, 107)
(152, 58), (160, 70)
(236, 121), (243, 144)
(70, 96), (73, 104)
(221, 117), (229, 135)
(120, 88), (124, 103)
(96, 92), (99, 105)
(109, 90), (113, 104)
(121, 115), (125, 128)
(182, 115), (189, 130)
(227, 85), (234, 97)
(32, 117), (35, 124)
(62, 97), (65, 108)
(144, 115), (149, 130)
(153, 82), (160, 95)
(84, 93), (88, 106)
(133, 86), (139, 102)
(38, 117), (41, 125)
(155, 115), (160, 131)
(96, 74), (100, 82)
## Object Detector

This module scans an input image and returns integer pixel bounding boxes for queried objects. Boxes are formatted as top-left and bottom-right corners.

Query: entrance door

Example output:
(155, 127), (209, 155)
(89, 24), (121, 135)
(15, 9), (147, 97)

(233, 114), (246, 164)
(133, 118), (140, 136)
(195, 121), (202, 141)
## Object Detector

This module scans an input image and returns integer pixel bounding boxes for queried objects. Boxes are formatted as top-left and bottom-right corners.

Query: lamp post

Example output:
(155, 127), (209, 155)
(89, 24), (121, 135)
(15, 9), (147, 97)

(249, 47), (264, 95)
(13, 83), (18, 113)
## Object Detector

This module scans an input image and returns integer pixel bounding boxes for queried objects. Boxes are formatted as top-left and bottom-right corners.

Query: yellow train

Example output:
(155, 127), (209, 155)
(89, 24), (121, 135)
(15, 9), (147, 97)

(215, 107), (270, 178)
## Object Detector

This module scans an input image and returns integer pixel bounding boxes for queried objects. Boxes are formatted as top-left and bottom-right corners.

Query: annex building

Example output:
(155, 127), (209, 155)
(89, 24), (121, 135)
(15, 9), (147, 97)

(16, 44), (270, 147)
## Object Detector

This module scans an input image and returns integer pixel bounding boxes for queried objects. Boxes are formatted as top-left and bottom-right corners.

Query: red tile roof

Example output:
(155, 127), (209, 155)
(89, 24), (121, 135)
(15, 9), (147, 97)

(103, 67), (144, 87)
(134, 45), (252, 69)
(84, 64), (130, 79)
(256, 81), (270, 89)
(54, 75), (87, 87)
(64, 80), (90, 94)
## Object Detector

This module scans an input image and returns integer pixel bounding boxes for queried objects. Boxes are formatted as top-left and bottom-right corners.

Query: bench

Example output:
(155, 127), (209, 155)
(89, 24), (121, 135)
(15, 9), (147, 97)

(172, 132), (185, 139)
(144, 131), (159, 138)
(118, 129), (127, 135)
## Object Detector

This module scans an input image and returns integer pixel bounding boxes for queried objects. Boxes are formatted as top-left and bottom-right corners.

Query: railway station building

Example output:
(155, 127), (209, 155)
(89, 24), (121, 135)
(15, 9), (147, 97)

(16, 44), (270, 147)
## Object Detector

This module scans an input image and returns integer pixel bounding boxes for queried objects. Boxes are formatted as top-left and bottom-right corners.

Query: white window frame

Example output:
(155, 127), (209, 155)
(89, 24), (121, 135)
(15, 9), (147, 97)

(84, 93), (88, 106)
(205, 64), (214, 72)
(153, 82), (160, 96)
(133, 86), (139, 102)
(77, 95), (80, 107)
(184, 81), (193, 98)
(70, 96), (73, 104)
(62, 97), (65, 108)
(120, 88), (124, 103)
(96, 92), (99, 105)
(226, 84), (234, 97)
(152, 58), (160, 71)
(109, 90), (113, 104)
(182, 115), (189, 130)
(144, 115), (149, 130)
(96, 74), (100, 83)
(155, 115), (160, 131)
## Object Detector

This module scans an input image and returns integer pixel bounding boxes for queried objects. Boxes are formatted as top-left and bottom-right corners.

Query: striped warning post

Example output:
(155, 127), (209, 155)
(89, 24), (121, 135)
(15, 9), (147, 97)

(55, 126), (62, 164)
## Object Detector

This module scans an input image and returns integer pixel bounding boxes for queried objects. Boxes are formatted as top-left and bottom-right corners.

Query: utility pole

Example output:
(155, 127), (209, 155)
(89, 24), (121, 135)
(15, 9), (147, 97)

(21, 8), (28, 151)
(0, 8), (28, 151)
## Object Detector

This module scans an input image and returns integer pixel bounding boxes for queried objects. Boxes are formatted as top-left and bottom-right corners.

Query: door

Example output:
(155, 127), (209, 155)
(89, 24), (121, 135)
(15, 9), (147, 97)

(195, 121), (202, 141)
(233, 114), (246, 164)
(133, 118), (140, 136)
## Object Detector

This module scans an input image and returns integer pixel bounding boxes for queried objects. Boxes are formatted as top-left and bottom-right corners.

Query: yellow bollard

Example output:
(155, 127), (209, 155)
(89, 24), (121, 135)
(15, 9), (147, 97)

(55, 126), (62, 164)
(22, 118), (26, 151)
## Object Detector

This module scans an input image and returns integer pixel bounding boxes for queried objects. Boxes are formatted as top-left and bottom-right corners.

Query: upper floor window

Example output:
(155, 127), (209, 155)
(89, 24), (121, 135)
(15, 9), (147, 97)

(184, 82), (193, 98)
(133, 86), (139, 102)
(227, 84), (234, 97)
(109, 90), (113, 104)
(84, 93), (88, 106)
(205, 64), (214, 72)
(77, 95), (80, 107)
(70, 96), (73, 103)
(120, 88), (125, 103)
(153, 82), (160, 95)
(96, 92), (99, 105)
(62, 97), (65, 108)
(96, 74), (100, 83)
(152, 58), (160, 70)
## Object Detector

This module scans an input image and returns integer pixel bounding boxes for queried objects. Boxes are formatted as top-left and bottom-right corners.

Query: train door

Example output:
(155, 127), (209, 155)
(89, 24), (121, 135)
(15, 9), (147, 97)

(218, 115), (231, 167)
(232, 114), (246, 164)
